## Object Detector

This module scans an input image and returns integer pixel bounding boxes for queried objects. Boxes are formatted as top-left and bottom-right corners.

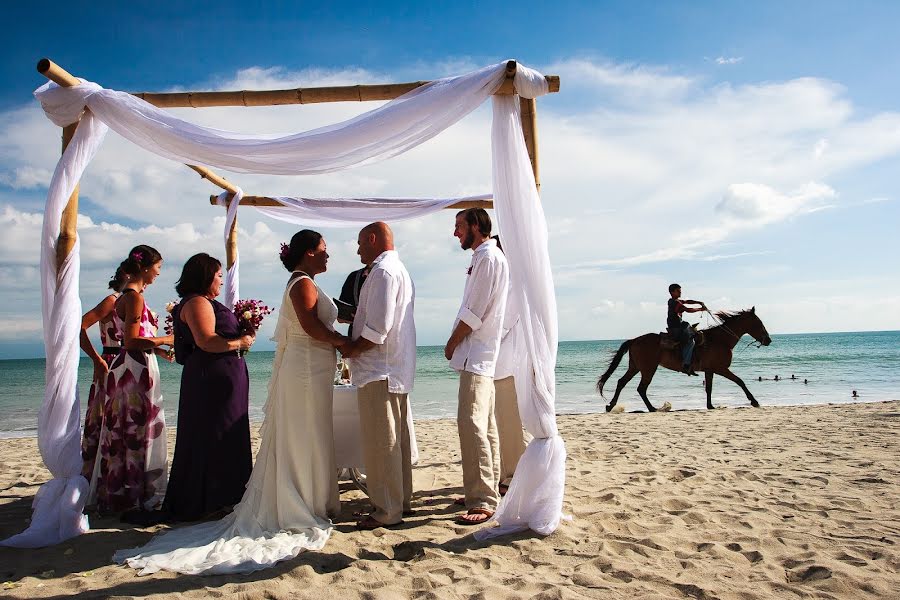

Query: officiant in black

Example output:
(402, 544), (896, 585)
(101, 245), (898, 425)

(336, 265), (369, 324)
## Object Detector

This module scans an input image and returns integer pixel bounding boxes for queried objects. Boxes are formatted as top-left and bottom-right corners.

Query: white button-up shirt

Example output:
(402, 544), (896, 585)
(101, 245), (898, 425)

(450, 239), (509, 377)
(349, 250), (416, 393)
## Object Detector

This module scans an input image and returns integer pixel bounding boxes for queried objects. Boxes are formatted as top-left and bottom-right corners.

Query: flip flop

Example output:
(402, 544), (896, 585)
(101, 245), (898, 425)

(455, 508), (494, 525)
(453, 497), (466, 506)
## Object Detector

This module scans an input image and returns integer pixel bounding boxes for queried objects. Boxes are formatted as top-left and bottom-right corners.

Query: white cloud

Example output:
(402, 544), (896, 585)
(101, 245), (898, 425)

(0, 166), (53, 189)
(0, 317), (43, 339)
(813, 138), (829, 158)
(714, 181), (836, 225)
(546, 58), (695, 103)
(714, 56), (743, 65)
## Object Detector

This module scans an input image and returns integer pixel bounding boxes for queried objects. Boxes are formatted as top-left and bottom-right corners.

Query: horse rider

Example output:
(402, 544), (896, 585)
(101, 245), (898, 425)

(667, 283), (706, 375)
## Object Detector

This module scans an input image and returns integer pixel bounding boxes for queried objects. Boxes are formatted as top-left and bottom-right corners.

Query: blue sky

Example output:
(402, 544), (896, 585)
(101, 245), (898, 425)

(1, 1), (899, 358)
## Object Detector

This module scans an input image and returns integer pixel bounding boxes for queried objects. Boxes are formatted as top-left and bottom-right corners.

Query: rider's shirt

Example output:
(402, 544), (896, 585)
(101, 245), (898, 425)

(667, 298), (685, 329)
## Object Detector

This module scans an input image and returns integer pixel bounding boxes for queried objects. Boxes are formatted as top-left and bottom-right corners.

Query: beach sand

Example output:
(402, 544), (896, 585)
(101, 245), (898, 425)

(1, 400), (898, 599)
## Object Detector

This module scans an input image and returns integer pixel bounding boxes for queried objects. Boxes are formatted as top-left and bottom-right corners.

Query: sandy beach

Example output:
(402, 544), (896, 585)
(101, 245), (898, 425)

(1, 400), (898, 599)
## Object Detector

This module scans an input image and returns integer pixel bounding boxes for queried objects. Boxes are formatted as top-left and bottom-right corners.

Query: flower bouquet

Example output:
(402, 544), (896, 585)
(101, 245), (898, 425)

(233, 298), (274, 341)
(162, 300), (179, 361)
(163, 300), (179, 335)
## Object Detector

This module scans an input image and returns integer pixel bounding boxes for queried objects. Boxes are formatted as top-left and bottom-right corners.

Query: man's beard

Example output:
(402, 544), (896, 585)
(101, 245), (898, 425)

(461, 230), (475, 250)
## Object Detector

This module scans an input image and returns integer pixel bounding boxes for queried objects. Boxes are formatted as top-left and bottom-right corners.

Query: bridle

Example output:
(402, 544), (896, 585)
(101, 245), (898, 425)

(704, 309), (764, 351)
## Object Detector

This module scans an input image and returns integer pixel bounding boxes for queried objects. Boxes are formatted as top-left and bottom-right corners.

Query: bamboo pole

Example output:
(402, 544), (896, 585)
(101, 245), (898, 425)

(225, 216), (239, 270)
(519, 97), (541, 192)
(131, 75), (559, 107)
(35, 60), (83, 270)
(132, 78), (560, 107)
(37, 58), (80, 87)
(188, 164), (239, 194)
(56, 123), (80, 269)
(36, 55), (557, 109)
(209, 194), (493, 210)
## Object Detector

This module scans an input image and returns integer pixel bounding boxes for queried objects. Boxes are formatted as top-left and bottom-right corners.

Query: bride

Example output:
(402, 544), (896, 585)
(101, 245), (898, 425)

(115, 230), (348, 575)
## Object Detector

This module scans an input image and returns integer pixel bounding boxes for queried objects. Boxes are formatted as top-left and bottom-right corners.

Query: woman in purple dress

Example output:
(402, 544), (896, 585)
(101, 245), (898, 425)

(163, 253), (255, 521)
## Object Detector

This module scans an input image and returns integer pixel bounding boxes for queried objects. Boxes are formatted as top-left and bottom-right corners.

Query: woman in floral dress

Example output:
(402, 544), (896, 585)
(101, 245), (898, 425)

(96, 245), (174, 514)
(79, 268), (126, 504)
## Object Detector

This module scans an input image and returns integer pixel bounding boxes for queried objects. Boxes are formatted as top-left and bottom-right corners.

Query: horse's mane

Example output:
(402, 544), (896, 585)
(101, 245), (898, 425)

(704, 308), (755, 332)
(715, 308), (754, 321)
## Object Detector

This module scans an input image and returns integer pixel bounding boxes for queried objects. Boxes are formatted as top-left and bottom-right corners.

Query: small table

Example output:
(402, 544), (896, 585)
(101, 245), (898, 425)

(332, 384), (419, 471)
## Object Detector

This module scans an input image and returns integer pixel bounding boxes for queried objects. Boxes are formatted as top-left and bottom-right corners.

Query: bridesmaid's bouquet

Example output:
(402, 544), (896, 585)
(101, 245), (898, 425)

(163, 300), (179, 335)
(233, 299), (274, 335)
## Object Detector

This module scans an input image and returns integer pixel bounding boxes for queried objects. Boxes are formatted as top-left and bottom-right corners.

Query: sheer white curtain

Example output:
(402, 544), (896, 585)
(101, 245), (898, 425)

(2, 61), (566, 548)
(475, 90), (568, 538)
(0, 113), (109, 547)
(214, 189), (243, 309)
(257, 194), (487, 227)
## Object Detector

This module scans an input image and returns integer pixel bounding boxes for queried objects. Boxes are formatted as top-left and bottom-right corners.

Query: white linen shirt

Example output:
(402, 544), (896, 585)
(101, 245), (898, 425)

(348, 250), (416, 393)
(450, 239), (509, 377)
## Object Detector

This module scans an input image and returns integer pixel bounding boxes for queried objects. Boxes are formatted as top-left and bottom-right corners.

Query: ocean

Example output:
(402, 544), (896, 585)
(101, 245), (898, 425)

(1, 331), (898, 438)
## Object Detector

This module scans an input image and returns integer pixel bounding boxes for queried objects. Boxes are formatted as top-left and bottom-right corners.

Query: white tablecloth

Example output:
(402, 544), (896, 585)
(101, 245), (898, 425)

(332, 385), (419, 469)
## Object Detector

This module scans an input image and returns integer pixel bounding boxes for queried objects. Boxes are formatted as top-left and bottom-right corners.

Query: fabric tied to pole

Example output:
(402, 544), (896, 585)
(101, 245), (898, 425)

(215, 189), (243, 309)
(1, 113), (108, 547)
(256, 194), (488, 227)
(475, 90), (569, 540)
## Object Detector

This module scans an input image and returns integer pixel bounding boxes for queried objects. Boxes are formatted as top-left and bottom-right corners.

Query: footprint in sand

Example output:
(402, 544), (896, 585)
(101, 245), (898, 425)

(835, 551), (867, 567)
(742, 550), (764, 563)
(787, 565), (832, 583)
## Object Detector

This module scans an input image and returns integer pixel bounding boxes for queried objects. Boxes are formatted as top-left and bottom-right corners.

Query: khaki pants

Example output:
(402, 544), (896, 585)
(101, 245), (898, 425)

(357, 379), (412, 524)
(494, 376), (529, 483)
(457, 371), (501, 511)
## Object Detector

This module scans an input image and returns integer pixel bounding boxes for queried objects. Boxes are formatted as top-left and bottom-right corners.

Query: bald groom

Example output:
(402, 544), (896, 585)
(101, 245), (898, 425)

(342, 222), (416, 530)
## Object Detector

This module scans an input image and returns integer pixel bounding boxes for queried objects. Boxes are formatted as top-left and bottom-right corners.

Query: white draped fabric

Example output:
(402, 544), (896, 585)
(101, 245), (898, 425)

(0, 114), (109, 547)
(2, 60), (566, 549)
(257, 194), (490, 227)
(214, 189), (243, 309)
(476, 95), (567, 538)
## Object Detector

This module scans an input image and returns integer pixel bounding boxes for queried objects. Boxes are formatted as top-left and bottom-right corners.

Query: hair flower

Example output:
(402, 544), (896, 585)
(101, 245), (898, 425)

(131, 251), (144, 262)
(279, 242), (290, 260)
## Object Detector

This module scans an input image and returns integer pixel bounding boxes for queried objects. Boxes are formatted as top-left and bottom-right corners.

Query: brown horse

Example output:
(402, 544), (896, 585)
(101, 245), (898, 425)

(597, 308), (772, 412)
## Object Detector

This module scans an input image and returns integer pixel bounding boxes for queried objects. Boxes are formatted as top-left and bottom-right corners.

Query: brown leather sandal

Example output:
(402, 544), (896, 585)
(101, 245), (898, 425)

(455, 508), (494, 525)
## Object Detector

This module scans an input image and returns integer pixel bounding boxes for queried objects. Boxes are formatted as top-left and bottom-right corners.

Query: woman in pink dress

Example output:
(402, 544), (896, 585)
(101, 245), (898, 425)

(79, 267), (126, 504)
(96, 245), (174, 514)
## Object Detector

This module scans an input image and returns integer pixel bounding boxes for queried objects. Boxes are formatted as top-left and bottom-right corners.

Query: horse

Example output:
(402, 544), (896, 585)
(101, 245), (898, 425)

(597, 307), (772, 412)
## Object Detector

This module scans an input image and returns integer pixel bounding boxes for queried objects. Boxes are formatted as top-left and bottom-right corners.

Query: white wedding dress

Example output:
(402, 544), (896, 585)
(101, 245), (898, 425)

(114, 274), (341, 575)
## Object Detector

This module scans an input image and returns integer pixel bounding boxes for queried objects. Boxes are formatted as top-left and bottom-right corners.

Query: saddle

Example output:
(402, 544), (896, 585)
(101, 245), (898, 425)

(660, 323), (704, 350)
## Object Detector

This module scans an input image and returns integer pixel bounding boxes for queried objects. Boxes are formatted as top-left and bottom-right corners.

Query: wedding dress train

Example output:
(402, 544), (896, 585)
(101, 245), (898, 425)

(114, 275), (340, 575)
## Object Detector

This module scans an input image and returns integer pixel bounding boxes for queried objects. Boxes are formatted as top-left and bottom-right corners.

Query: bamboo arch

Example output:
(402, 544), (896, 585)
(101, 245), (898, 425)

(36, 58), (559, 274)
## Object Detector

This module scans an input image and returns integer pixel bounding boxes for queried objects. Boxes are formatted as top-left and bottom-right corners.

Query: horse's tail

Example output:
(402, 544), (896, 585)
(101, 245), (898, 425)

(597, 339), (632, 397)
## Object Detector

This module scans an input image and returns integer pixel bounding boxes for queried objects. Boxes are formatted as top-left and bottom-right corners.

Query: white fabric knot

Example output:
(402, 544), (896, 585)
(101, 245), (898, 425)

(34, 79), (103, 127)
(514, 64), (550, 99)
